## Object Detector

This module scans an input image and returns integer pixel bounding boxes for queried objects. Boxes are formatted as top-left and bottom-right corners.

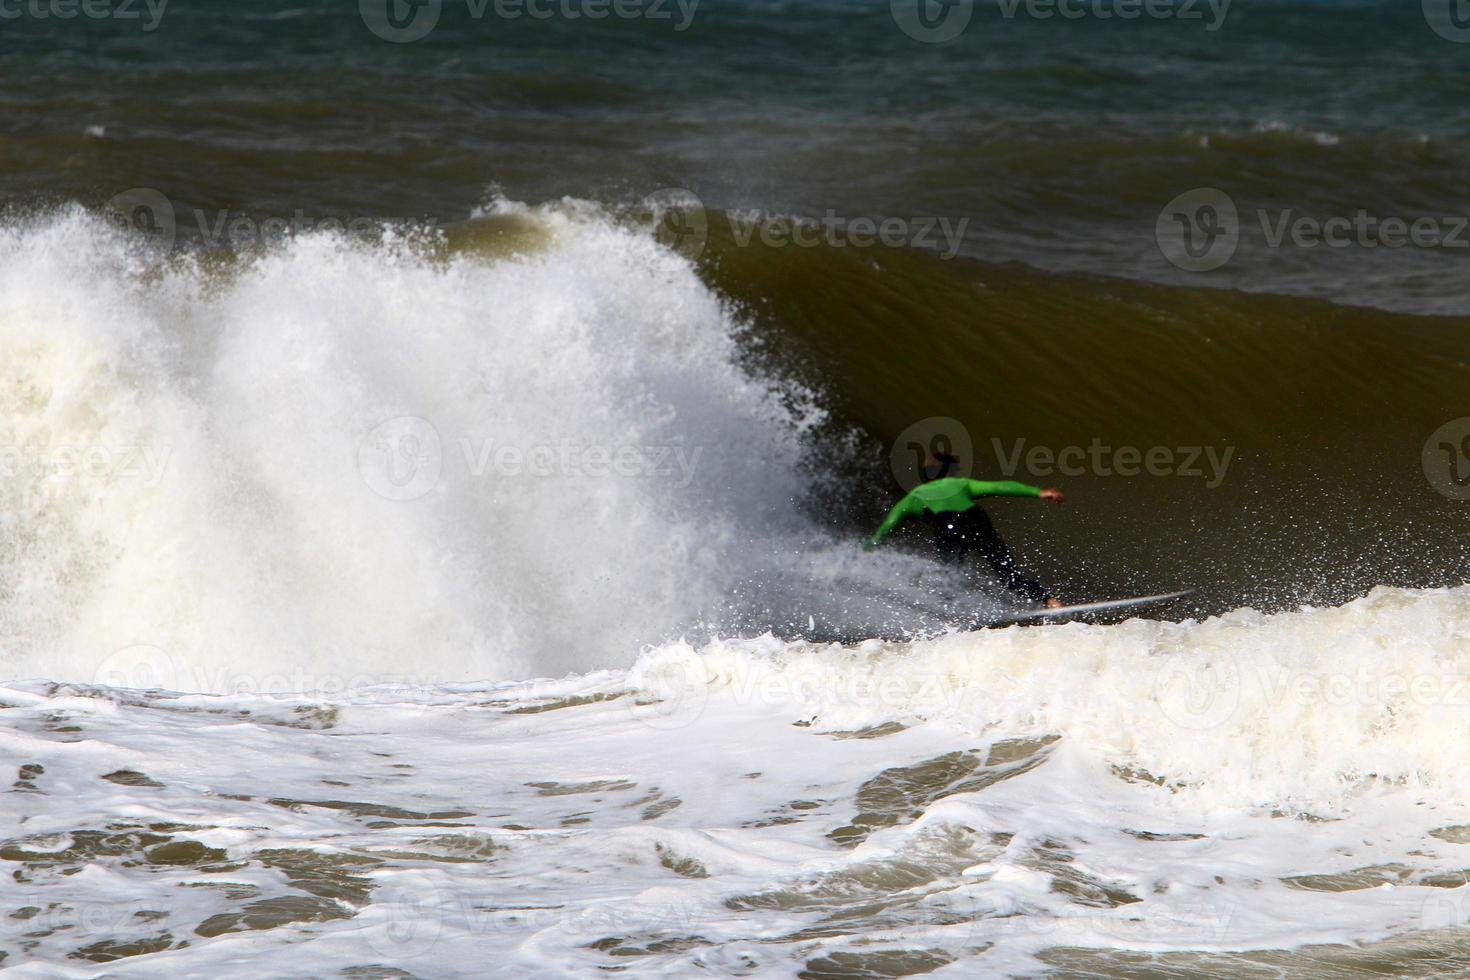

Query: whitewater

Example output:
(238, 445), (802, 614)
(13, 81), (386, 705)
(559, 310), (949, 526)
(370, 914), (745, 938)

(0, 201), (979, 687)
(4, 206), (1470, 976)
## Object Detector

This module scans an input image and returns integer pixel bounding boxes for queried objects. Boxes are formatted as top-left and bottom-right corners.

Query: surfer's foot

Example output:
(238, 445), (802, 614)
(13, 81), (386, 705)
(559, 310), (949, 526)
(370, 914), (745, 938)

(1045, 598), (1064, 609)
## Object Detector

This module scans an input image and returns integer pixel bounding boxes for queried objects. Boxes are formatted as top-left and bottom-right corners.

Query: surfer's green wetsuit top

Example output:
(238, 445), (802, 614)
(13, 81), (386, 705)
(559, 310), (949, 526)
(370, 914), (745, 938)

(867, 477), (1042, 548)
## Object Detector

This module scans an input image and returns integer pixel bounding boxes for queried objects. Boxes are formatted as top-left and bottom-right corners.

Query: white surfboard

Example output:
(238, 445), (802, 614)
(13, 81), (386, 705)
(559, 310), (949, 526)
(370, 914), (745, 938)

(987, 589), (1195, 626)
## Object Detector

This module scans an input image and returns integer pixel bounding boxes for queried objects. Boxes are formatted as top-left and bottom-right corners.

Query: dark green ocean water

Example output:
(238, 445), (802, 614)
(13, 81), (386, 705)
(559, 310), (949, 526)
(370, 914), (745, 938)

(6, 0), (1470, 314)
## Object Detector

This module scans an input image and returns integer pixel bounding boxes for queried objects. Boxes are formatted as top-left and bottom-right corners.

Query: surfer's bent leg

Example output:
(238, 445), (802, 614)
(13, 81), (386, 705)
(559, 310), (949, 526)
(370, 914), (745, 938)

(962, 510), (1050, 604)
(927, 512), (968, 566)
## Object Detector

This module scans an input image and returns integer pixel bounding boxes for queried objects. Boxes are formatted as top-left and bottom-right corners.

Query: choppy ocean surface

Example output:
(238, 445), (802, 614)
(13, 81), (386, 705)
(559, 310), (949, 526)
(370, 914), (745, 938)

(4, 0), (1470, 974)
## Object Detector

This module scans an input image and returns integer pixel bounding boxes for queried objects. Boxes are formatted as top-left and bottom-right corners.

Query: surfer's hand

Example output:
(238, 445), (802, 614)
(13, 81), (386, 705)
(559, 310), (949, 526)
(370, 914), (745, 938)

(1045, 597), (1064, 609)
(1040, 488), (1065, 505)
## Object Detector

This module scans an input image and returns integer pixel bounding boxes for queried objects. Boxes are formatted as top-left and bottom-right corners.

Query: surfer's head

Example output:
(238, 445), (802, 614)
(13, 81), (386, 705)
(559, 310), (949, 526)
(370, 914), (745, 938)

(920, 452), (959, 482)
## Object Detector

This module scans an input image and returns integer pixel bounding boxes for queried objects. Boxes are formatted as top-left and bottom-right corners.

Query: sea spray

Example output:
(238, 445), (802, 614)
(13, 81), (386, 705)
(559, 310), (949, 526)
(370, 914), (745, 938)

(0, 204), (846, 688)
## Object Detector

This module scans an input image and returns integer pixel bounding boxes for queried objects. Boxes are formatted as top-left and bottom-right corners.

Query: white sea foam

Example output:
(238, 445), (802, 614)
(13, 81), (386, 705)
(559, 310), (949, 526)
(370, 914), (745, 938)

(0, 204), (965, 691)
(4, 586), (1470, 975)
(633, 584), (1470, 811)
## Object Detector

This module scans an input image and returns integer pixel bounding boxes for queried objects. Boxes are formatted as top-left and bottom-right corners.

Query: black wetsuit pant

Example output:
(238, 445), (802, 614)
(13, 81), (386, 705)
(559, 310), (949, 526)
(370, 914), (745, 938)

(927, 509), (1050, 604)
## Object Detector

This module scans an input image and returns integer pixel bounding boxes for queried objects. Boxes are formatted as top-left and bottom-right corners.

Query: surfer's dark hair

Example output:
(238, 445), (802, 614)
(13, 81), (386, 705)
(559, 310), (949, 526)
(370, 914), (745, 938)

(921, 452), (959, 482)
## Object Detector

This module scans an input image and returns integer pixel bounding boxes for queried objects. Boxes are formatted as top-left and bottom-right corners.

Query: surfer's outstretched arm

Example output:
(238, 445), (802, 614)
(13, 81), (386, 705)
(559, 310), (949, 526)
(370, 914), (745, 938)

(966, 479), (1041, 498)
(865, 494), (922, 549)
(966, 480), (1065, 506)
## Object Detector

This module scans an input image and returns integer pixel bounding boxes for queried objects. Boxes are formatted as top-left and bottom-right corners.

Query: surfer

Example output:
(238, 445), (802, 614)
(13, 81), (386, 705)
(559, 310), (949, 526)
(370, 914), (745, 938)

(866, 453), (1065, 608)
